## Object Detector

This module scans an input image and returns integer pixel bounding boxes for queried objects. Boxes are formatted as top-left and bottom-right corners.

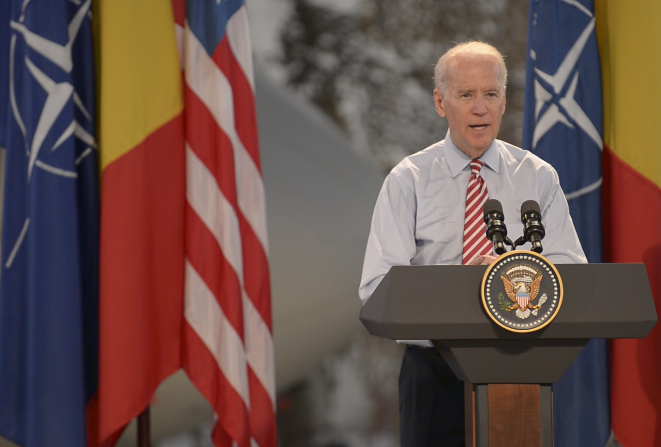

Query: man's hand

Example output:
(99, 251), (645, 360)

(469, 255), (497, 265)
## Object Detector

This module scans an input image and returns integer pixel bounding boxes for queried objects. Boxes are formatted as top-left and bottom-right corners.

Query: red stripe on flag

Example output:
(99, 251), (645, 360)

(171, 0), (185, 28)
(238, 212), (273, 330)
(211, 37), (261, 173)
(248, 368), (277, 447)
(603, 145), (661, 447)
(185, 85), (238, 205)
(214, 427), (232, 447)
(185, 202), (244, 339)
(182, 322), (251, 447)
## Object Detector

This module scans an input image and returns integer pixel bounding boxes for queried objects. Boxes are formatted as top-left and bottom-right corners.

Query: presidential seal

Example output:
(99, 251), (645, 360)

(481, 251), (563, 333)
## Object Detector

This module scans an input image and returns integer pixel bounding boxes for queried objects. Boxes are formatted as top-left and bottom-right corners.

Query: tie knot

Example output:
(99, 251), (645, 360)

(470, 160), (484, 175)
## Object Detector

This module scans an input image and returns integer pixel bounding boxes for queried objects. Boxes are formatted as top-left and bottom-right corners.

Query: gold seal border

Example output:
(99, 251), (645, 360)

(480, 250), (564, 333)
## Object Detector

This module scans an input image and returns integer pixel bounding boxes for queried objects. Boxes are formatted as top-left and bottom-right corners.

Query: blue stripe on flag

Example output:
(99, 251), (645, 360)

(0, 1), (98, 446)
(522, 0), (609, 445)
(187, 0), (245, 56)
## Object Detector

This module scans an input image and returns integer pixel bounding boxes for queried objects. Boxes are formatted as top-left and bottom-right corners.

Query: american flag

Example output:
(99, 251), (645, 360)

(174, 1), (277, 445)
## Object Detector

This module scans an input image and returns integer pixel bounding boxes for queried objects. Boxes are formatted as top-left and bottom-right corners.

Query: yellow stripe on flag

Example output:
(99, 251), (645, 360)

(97, 0), (183, 170)
(596, 0), (661, 189)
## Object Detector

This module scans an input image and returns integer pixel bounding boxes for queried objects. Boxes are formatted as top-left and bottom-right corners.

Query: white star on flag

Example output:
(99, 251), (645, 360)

(531, 11), (602, 152)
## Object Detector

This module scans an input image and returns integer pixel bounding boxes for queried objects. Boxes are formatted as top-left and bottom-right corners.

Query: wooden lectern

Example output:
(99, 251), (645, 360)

(359, 263), (657, 446)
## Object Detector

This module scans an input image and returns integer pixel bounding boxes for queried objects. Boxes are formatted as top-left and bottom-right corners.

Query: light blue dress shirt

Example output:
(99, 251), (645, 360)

(359, 134), (587, 306)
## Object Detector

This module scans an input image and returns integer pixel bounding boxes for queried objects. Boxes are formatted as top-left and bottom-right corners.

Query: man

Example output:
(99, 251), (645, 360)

(359, 41), (586, 446)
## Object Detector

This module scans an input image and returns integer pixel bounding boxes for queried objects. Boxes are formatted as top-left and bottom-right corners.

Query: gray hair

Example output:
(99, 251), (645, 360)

(434, 41), (508, 94)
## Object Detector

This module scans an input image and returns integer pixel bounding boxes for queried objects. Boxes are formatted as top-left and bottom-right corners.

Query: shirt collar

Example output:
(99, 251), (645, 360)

(444, 130), (501, 177)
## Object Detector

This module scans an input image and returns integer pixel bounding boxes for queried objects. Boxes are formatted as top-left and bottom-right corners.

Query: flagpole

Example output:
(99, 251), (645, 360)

(137, 407), (151, 447)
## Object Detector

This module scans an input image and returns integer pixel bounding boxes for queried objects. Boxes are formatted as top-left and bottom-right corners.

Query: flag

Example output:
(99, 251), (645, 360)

(596, 1), (661, 445)
(522, 0), (610, 445)
(96, 0), (185, 443)
(0, 1), (99, 446)
(97, 0), (276, 445)
(178, 0), (277, 445)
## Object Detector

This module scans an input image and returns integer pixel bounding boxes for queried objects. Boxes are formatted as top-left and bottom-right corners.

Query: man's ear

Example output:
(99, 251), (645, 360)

(434, 89), (446, 118)
(501, 86), (507, 115)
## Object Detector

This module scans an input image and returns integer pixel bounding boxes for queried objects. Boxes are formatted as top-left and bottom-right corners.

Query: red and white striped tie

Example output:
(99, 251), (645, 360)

(462, 160), (492, 264)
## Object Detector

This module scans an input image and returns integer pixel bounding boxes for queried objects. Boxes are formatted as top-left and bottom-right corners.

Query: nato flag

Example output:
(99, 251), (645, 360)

(523, 0), (609, 446)
(0, 1), (98, 446)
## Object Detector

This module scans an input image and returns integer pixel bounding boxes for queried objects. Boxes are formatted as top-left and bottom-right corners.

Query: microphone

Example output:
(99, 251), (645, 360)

(483, 199), (512, 255)
(518, 200), (545, 253)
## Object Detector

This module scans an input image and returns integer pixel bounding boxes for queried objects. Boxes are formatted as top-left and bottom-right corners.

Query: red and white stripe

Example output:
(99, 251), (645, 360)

(176, 3), (276, 446)
(462, 160), (492, 265)
(516, 293), (530, 311)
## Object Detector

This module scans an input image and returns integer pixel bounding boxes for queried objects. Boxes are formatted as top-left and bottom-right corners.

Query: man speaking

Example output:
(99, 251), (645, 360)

(359, 41), (586, 446)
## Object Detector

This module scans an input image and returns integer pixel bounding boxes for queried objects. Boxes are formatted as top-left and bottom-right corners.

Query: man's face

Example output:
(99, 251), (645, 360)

(433, 54), (506, 159)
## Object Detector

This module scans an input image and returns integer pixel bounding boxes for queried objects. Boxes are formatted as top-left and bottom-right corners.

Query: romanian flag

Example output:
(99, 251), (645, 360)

(596, 1), (661, 445)
(96, 0), (185, 443)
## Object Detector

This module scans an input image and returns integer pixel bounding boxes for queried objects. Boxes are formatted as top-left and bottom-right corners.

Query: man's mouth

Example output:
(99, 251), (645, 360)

(470, 124), (489, 130)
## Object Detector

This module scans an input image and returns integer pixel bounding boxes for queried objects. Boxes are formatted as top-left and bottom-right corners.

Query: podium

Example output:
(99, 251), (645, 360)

(360, 263), (657, 446)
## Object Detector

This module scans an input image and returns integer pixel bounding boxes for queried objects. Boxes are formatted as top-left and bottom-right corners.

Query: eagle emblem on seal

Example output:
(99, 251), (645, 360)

(499, 264), (548, 319)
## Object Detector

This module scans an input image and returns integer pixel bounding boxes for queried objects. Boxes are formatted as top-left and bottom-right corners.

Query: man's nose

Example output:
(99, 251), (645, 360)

(473, 98), (487, 115)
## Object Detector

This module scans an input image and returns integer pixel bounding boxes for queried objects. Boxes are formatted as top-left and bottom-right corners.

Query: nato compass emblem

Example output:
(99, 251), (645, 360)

(481, 251), (563, 333)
